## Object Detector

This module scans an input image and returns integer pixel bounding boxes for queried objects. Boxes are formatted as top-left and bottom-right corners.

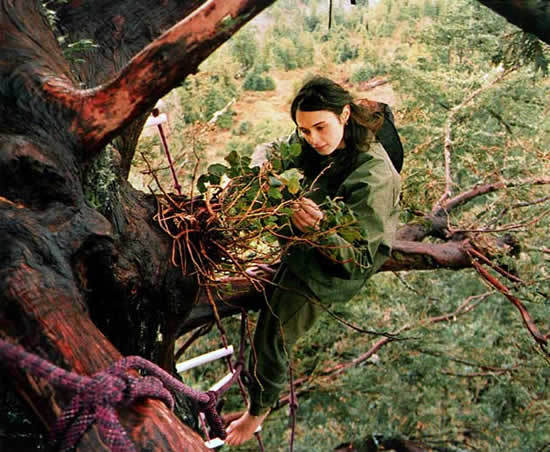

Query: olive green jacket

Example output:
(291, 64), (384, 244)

(253, 132), (401, 303)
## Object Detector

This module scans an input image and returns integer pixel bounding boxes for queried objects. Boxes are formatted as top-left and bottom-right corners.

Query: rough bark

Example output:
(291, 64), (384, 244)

(0, 0), (276, 449)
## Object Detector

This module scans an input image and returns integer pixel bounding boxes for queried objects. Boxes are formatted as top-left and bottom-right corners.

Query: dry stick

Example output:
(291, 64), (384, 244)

(468, 254), (548, 348)
(211, 241), (264, 292)
(276, 293), (491, 408)
(437, 67), (517, 208)
(235, 170), (269, 227)
(142, 154), (181, 211)
(482, 194), (550, 230)
(489, 194), (550, 226)
(175, 322), (214, 362)
(221, 176), (258, 213)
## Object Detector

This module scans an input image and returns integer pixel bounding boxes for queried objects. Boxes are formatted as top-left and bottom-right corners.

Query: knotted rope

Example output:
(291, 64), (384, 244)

(0, 338), (243, 451)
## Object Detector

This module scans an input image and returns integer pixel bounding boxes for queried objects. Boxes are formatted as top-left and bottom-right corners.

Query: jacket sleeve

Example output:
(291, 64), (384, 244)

(318, 144), (401, 279)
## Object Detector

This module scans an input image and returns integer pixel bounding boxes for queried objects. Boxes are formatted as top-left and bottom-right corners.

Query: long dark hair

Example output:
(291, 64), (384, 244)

(290, 76), (383, 152)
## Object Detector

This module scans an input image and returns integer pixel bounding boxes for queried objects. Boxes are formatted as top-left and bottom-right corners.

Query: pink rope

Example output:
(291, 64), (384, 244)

(0, 338), (237, 451)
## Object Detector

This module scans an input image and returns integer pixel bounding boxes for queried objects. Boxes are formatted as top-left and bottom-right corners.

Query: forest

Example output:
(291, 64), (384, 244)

(1, 0), (549, 451)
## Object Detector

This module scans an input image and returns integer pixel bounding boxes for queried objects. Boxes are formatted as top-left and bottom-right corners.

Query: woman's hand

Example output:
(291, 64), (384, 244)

(291, 198), (324, 232)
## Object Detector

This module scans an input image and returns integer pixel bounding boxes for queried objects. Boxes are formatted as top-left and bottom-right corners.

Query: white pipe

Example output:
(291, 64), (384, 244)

(176, 345), (234, 373)
(205, 438), (225, 449)
(209, 371), (235, 392)
(204, 425), (262, 449)
(144, 113), (167, 127)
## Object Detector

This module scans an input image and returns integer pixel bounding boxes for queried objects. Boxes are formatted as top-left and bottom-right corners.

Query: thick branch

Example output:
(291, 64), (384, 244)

(475, 0), (550, 45)
(178, 240), (476, 335)
(381, 239), (473, 271)
(55, 0), (205, 86)
(45, 0), (276, 154)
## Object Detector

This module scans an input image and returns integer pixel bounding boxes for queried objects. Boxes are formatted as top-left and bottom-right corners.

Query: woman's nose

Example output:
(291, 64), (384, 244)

(308, 131), (321, 146)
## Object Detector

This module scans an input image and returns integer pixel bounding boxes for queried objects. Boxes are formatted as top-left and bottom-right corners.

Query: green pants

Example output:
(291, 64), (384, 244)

(248, 266), (323, 415)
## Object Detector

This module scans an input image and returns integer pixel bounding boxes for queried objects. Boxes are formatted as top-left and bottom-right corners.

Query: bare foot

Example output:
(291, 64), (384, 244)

(225, 410), (269, 446)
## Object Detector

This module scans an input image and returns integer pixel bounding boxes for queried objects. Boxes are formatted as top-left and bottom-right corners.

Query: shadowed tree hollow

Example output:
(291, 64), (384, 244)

(0, 0), (549, 450)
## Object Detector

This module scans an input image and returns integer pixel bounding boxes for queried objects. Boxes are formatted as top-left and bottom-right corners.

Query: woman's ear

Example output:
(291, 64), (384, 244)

(341, 104), (351, 124)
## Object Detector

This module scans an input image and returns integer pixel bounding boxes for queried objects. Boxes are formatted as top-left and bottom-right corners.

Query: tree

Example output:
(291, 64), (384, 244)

(0, 1), (276, 450)
(0, 0), (549, 450)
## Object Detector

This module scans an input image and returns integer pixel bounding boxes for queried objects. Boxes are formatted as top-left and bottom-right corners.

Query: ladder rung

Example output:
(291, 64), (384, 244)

(176, 345), (234, 373)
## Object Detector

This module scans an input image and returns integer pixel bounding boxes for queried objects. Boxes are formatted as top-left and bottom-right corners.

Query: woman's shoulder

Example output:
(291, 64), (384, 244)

(356, 138), (400, 174)
(347, 141), (400, 189)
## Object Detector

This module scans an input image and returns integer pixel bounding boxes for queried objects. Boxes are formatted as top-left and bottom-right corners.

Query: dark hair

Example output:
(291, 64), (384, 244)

(290, 76), (382, 151)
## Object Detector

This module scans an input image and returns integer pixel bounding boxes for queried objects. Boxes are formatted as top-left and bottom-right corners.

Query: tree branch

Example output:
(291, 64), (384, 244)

(381, 239), (473, 271)
(437, 68), (515, 207)
(54, 0), (205, 86)
(475, 0), (550, 45)
(468, 254), (549, 348)
(434, 176), (550, 216)
(44, 0), (276, 154)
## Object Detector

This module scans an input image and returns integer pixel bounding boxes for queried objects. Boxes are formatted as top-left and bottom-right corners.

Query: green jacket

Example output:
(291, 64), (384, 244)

(253, 132), (401, 303)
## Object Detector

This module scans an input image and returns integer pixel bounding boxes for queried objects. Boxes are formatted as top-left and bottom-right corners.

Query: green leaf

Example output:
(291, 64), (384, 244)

(268, 186), (283, 200)
(197, 174), (209, 193)
(280, 142), (302, 162)
(278, 168), (304, 195)
(225, 150), (241, 168)
(208, 163), (228, 177)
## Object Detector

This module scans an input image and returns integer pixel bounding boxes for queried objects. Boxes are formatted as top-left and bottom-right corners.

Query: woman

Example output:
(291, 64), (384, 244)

(226, 76), (401, 446)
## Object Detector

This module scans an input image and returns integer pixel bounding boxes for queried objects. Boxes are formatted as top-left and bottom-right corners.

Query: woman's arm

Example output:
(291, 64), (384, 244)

(317, 145), (401, 278)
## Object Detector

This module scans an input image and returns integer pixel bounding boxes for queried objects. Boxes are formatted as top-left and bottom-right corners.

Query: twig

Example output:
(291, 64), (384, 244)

(275, 292), (491, 408)
(433, 176), (550, 216)
(451, 207), (550, 234)
(174, 322), (214, 362)
(468, 253), (548, 349)
(436, 67), (517, 209)
(468, 248), (524, 285)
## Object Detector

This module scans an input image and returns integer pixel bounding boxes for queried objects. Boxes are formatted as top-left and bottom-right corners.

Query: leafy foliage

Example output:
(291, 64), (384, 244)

(194, 140), (366, 266)
(243, 71), (277, 91)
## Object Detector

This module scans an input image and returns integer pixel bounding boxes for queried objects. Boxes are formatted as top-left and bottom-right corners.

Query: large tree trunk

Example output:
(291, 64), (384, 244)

(0, 1), (275, 449)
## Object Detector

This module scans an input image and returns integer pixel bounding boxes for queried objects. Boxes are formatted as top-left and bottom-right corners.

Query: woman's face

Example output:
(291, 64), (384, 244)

(295, 106), (349, 156)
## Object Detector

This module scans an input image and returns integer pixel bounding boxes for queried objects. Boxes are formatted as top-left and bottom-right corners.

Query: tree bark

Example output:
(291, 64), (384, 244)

(0, 0), (276, 449)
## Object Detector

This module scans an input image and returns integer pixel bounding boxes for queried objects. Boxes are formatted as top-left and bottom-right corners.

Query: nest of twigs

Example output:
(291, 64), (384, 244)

(150, 143), (367, 296)
(152, 169), (292, 292)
